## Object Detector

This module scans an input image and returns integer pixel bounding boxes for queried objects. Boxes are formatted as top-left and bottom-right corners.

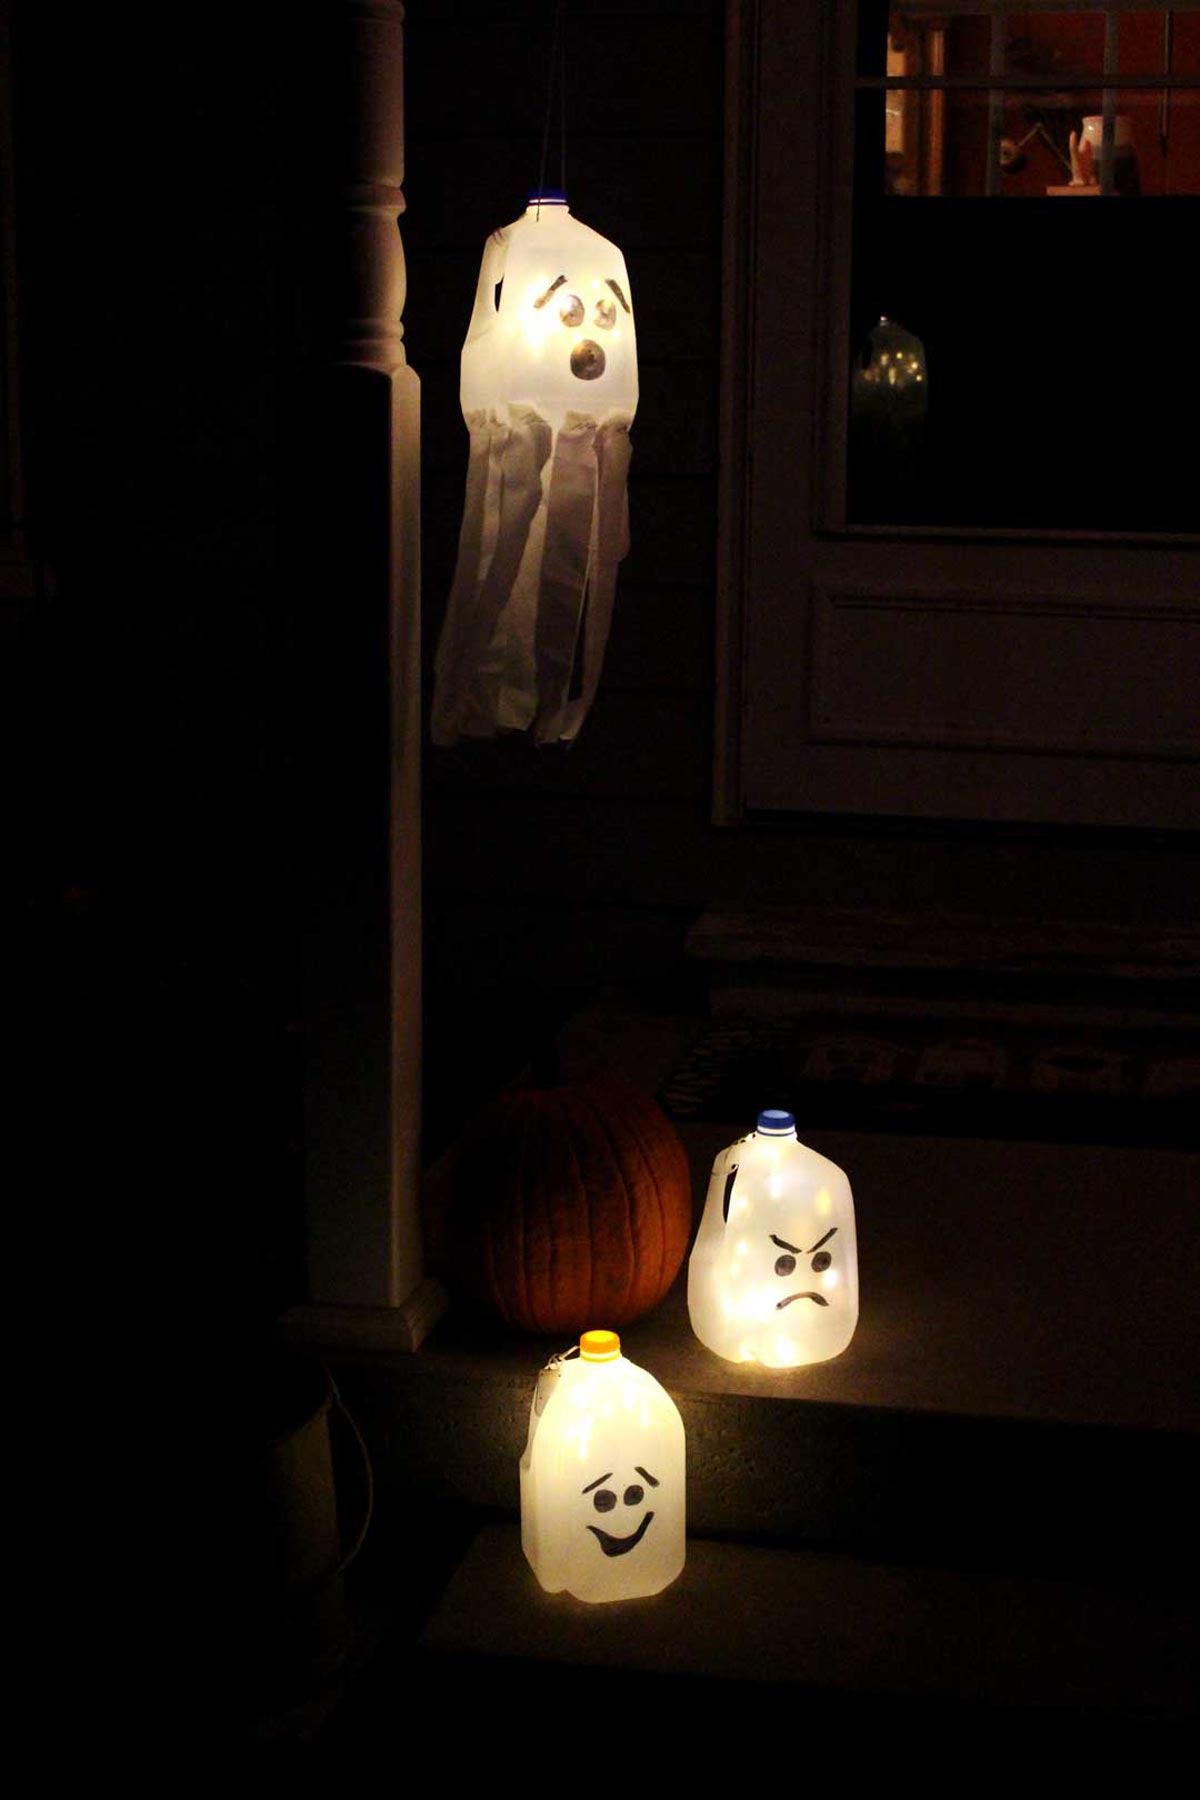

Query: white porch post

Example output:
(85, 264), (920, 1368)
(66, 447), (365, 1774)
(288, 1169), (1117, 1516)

(292, 0), (444, 1349)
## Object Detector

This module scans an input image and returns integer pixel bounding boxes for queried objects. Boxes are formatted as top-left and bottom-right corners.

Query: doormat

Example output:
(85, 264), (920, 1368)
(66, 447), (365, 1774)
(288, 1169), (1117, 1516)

(656, 1015), (1198, 1147)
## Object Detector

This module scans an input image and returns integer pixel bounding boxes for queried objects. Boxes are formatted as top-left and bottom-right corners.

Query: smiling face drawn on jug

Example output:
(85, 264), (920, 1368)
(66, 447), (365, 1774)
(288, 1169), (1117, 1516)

(582, 1464), (660, 1557)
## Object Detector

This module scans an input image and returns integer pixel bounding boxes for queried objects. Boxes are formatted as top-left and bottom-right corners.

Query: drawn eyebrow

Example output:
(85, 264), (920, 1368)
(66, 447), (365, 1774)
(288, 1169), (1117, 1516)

(581, 1471), (613, 1494)
(634, 1466), (659, 1488)
(770, 1233), (801, 1255)
(806, 1228), (838, 1254)
(533, 274), (568, 309)
(606, 277), (631, 314)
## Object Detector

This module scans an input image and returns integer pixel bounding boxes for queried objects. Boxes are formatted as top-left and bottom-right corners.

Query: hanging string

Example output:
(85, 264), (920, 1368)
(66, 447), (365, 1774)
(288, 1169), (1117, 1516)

(559, 4), (568, 201)
(535, 1), (567, 218)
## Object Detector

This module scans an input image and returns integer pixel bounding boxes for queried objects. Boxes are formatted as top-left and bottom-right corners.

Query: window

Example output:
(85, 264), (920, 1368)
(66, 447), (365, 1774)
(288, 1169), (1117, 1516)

(717, 0), (1198, 830)
(846, 3), (1200, 530)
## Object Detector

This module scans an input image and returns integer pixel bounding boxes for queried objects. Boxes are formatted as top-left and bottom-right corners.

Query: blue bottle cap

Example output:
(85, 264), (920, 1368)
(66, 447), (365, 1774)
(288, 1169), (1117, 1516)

(527, 188), (567, 206)
(757, 1109), (795, 1135)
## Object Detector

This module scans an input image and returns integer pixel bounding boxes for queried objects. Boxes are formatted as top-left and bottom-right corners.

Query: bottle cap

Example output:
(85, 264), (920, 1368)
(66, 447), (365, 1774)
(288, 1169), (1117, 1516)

(757, 1108), (796, 1135)
(579, 1329), (621, 1361)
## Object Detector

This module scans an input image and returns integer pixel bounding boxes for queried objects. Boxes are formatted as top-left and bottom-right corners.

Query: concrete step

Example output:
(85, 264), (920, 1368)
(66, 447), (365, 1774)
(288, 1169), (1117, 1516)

(687, 906), (1200, 1001)
(335, 1117), (1197, 1585)
(414, 1523), (1195, 1732)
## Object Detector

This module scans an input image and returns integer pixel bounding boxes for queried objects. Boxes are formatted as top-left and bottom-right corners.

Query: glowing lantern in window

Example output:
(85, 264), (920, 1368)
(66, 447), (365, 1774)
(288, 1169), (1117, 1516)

(432, 195), (637, 747)
(687, 1110), (859, 1369)
(849, 315), (928, 516)
(520, 1330), (685, 1603)
(851, 315), (927, 440)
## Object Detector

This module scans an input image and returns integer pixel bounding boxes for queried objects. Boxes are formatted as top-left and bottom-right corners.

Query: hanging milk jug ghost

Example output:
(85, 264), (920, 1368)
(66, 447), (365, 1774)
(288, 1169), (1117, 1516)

(521, 1330), (685, 1602)
(431, 194), (638, 747)
(688, 1110), (859, 1369)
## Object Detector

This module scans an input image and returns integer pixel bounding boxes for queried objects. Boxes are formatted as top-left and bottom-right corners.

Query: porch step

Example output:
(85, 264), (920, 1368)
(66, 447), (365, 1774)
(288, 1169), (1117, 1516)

(315, 993), (1196, 1738)
(416, 1523), (1194, 1730)
(338, 1120), (1197, 1586)
(687, 905), (1200, 1025)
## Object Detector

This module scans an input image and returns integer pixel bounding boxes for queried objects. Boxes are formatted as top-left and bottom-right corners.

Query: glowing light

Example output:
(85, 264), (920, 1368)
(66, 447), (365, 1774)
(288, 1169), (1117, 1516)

(432, 198), (638, 748)
(688, 1111), (858, 1369)
(521, 1332), (685, 1603)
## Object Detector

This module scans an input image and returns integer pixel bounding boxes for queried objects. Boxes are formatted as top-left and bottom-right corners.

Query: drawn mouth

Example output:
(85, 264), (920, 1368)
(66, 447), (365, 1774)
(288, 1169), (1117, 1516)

(588, 1512), (654, 1557)
(776, 1291), (829, 1310)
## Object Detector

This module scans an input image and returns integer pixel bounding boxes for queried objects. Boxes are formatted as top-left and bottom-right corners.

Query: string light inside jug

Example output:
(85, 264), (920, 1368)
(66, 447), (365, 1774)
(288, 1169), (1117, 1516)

(688, 1111), (859, 1368)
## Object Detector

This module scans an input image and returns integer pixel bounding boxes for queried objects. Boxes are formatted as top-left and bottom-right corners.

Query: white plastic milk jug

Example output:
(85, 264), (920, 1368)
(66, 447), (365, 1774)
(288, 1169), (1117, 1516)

(520, 1329), (685, 1602)
(688, 1109), (859, 1368)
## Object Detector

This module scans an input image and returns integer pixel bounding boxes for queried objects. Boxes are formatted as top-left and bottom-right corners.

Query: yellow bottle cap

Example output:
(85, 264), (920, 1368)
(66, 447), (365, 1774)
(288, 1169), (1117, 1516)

(579, 1329), (621, 1362)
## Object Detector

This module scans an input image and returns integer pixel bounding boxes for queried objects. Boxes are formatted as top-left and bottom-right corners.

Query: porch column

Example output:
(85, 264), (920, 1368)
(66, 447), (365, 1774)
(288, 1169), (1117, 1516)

(295, 0), (443, 1349)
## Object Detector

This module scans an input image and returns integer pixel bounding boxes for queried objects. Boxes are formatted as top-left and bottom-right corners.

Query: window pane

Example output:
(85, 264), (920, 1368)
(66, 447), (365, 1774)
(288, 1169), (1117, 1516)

(1118, 9), (1196, 78)
(1108, 87), (1200, 194)
(848, 3), (1200, 530)
(879, 87), (1115, 195)
(1162, 88), (1200, 194)
(879, 86), (1200, 199)
(1006, 11), (1107, 80)
(848, 168), (1200, 530)
(870, 8), (1200, 199)
(869, 5), (1200, 81)
(944, 12), (994, 80)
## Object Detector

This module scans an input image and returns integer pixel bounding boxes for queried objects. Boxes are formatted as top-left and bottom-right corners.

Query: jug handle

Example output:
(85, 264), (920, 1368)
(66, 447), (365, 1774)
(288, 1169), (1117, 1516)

(465, 226), (511, 345)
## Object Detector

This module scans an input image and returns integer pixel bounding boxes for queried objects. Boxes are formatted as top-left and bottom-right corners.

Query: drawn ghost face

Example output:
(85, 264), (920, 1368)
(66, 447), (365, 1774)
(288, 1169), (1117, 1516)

(582, 1464), (660, 1559)
(525, 268), (633, 394)
(520, 1353), (685, 1602)
(460, 201), (638, 432)
(688, 1123), (858, 1368)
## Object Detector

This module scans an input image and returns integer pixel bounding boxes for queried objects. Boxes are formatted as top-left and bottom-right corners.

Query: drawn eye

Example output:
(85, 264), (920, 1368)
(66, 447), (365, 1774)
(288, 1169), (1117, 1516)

(593, 297), (617, 329)
(558, 292), (584, 327)
(593, 1488), (617, 1513)
(812, 1251), (832, 1273)
(774, 1254), (796, 1277)
(623, 1484), (644, 1507)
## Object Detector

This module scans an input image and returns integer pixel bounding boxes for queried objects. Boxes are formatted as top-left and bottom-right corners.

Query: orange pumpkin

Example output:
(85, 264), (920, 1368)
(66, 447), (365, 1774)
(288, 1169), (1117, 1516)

(433, 1082), (694, 1335)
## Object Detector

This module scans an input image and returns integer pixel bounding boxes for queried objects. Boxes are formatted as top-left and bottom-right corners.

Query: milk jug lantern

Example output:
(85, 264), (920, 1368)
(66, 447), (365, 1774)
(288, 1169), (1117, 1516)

(520, 1330), (685, 1603)
(432, 194), (638, 747)
(688, 1111), (859, 1368)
